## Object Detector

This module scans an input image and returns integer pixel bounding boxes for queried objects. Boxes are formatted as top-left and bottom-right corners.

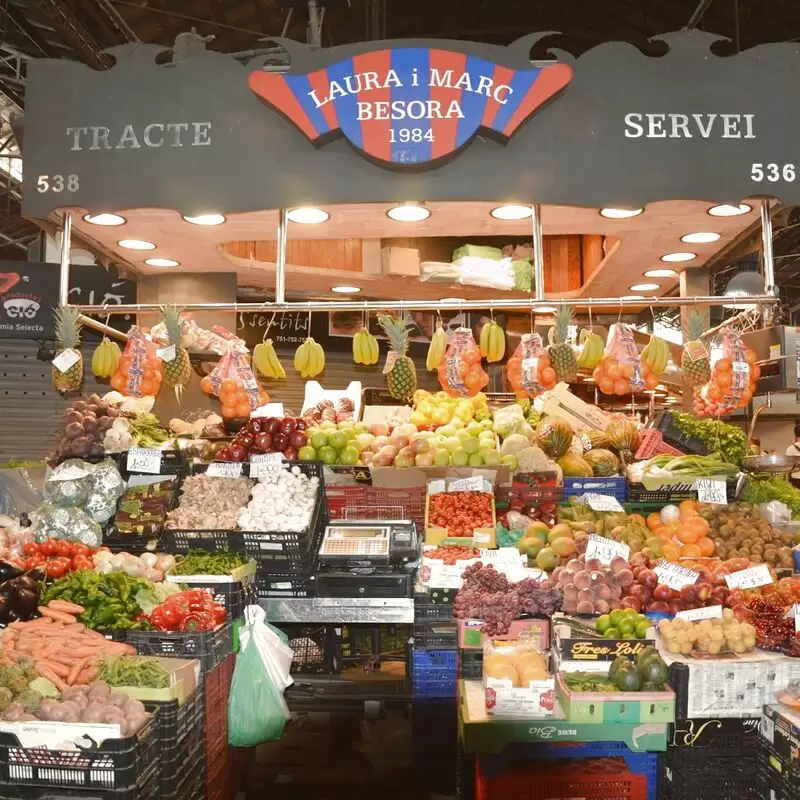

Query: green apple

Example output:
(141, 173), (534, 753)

(462, 438), (479, 455)
(354, 422), (370, 434)
(319, 420), (337, 431)
(338, 445), (359, 466)
(298, 446), (317, 461)
(451, 449), (469, 467)
(328, 431), (348, 451)
(482, 450), (502, 466)
(432, 449), (451, 466)
(468, 452), (484, 467)
(310, 432), (329, 450)
(318, 446), (338, 465)
(501, 454), (518, 471)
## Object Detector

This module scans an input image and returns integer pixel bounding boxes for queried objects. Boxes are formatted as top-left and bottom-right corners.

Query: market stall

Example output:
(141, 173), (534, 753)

(2, 24), (799, 800)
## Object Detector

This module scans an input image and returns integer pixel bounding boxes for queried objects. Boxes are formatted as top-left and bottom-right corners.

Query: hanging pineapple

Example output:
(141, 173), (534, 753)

(377, 314), (417, 401)
(91, 337), (121, 379)
(159, 305), (191, 390)
(547, 306), (577, 382)
(52, 306), (84, 393)
(681, 310), (711, 388)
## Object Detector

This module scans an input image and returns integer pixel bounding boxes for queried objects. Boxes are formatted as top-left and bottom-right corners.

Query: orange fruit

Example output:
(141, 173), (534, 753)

(607, 365), (622, 381)
(716, 358), (732, 372)
(200, 376), (214, 395)
(613, 379), (630, 395)
(678, 500), (698, 514)
(697, 537), (715, 557)
(676, 524), (701, 544)
(236, 400), (252, 417)
(221, 403), (238, 418)
(662, 543), (681, 562)
(651, 524), (671, 540)
(646, 513), (662, 531)
(599, 378), (614, 394)
(685, 515), (710, 537)
(665, 519), (682, 535)
(541, 367), (557, 384)
(681, 543), (702, 558)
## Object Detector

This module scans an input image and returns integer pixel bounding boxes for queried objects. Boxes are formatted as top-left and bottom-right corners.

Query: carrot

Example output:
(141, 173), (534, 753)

(4, 639), (15, 651)
(38, 607), (77, 624)
(76, 665), (99, 684)
(42, 661), (70, 679)
(34, 663), (68, 692)
(67, 657), (90, 685)
(67, 646), (107, 658)
(47, 600), (85, 615)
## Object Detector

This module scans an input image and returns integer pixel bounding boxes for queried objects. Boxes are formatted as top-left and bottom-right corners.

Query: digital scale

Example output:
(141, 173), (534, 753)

(316, 520), (419, 598)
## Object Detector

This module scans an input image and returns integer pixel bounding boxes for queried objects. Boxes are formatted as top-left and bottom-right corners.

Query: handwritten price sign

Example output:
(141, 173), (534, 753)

(585, 534), (630, 566)
(676, 605), (723, 622)
(696, 478), (727, 505)
(725, 563), (773, 590)
(654, 560), (699, 590)
(206, 462), (243, 478)
(582, 493), (624, 513)
(126, 448), (162, 475)
(250, 453), (283, 479)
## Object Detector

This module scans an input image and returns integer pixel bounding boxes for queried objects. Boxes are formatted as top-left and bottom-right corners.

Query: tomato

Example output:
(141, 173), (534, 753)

(22, 542), (38, 557)
(45, 560), (66, 579)
(26, 554), (46, 568)
(54, 540), (72, 557)
(72, 555), (93, 571)
(70, 543), (91, 557)
(39, 540), (57, 557)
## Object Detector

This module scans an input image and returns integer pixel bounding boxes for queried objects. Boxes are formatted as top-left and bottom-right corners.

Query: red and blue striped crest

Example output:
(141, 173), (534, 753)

(249, 48), (572, 167)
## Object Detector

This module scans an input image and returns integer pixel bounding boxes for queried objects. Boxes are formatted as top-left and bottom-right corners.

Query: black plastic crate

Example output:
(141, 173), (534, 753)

(171, 576), (257, 619)
(414, 595), (454, 620)
(458, 648), (483, 680)
(0, 769), (159, 800)
(0, 714), (159, 792)
(756, 758), (800, 800)
(278, 623), (340, 675)
(627, 478), (740, 505)
(414, 619), (457, 649)
(669, 716), (760, 755)
(660, 758), (758, 800)
(648, 410), (709, 456)
(143, 682), (204, 755)
(124, 620), (233, 674)
(161, 727), (204, 799)
(339, 624), (411, 661)
(164, 764), (205, 800)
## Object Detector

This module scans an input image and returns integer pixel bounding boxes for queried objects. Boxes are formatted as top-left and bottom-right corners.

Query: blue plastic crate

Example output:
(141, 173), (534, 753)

(563, 476), (627, 502)
(480, 740), (659, 800)
(412, 648), (457, 698)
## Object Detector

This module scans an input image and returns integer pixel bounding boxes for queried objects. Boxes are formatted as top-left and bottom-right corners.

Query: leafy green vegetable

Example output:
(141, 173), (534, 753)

(562, 671), (617, 692)
(670, 412), (747, 467)
(642, 454), (739, 478)
(170, 549), (249, 576)
(741, 477), (800, 520)
(98, 655), (169, 688)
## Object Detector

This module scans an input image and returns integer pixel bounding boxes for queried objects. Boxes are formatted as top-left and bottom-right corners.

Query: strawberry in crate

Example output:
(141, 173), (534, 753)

(147, 588), (226, 632)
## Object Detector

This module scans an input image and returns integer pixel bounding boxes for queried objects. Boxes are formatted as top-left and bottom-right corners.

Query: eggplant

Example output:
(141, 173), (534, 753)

(14, 588), (38, 615)
(0, 562), (23, 582)
(9, 575), (37, 591)
(0, 600), (10, 625)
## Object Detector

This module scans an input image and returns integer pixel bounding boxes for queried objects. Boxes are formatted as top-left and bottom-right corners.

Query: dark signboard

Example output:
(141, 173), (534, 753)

(18, 32), (800, 217)
(0, 261), (135, 339)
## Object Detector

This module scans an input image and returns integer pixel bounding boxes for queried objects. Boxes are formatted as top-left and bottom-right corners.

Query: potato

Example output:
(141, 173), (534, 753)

(81, 703), (107, 724)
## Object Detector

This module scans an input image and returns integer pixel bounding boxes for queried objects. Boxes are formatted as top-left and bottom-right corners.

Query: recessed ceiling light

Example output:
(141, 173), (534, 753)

(387, 203), (431, 222)
(644, 269), (678, 279)
(534, 306), (557, 314)
(331, 285), (361, 294)
(661, 252), (697, 263)
(287, 207), (329, 224)
(439, 297), (466, 303)
(490, 204), (532, 220)
(144, 257), (180, 267)
(629, 282), (661, 291)
(708, 203), (752, 217)
(681, 232), (721, 244)
(83, 213), (126, 226)
(118, 239), (156, 250)
(182, 213), (226, 226)
(599, 207), (644, 219)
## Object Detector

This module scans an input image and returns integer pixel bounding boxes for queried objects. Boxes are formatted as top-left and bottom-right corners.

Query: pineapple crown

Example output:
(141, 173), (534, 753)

(377, 314), (411, 355)
(684, 310), (707, 341)
(160, 305), (185, 347)
(54, 305), (83, 349)
(550, 305), (573, 345)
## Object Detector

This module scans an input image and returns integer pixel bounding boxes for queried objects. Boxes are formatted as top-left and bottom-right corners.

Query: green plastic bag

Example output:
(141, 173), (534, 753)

(228, 614), (291, 746)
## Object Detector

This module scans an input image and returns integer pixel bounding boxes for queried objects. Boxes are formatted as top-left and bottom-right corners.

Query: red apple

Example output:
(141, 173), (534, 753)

(695, 582), (713, 602)
(646, 600), (671, 613)
(283, 446), (298, 460)
(680, 585), (698, 605)
(295, 419), (306, 431)
(630, 552), (650, 568)
(652, 584), (674, 602)
(235, 433), (254, 451)
(620, 596), (642, 613)
(254, 432), (272, 452)
(272, 433), (289, 452)
(215, 447), (231, 461)
(228, 444), (247, 462)
(280, 418), (297, 434)
(267, 418), (281, 435)
(289, 430), (307, 450)
(670, 599), (687, 613)
(628, 584), (652, 605)
(247, 418), (264, 434)
(638, 569), (659, 590)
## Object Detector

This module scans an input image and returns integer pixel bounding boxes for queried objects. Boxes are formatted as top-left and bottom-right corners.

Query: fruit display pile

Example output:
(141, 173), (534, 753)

(428, 492), (494, 538)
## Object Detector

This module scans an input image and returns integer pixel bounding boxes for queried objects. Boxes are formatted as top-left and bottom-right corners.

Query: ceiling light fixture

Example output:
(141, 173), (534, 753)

(144, 257), (180, 267)
(708, 203), (752, 217)
(287, 207), (330, 224)
(83, 213), (126, 226)
(331, 285), (361, 294)
(599, 207), (644, 219)
(118, 239), (156, 250)
(490, 204), (532, 220)
(387, 203), (431, 222)
(661, 252), (697, 263)
(629, 282), (661, 291)
(644, 269), (678, 279)
(681, 232), (721, 244)
(182, 213), (226, 226)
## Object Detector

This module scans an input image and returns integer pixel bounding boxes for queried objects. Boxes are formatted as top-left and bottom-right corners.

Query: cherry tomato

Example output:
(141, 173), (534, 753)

(22, 543), (38, 557)
(54, 540), (72, 557)
(70, 543), (91, 558)
(45, 560), (66, 579)
(39, 540), (57, 557)
(27, 554), (46, 568)
(72, 555), (93, 571)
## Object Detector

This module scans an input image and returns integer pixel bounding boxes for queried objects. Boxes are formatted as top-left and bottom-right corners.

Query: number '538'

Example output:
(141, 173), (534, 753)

(36, 174), (80, 193)
(751, 163), (795, 182)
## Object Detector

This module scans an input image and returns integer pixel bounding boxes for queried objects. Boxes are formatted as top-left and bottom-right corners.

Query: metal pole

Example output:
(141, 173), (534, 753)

(78, 314), (128, 342)
(531, 204), (545, 302)
(761, 200), (776, 295)
(276, 208), (288, 305)
(58, 211), (72, 306)
(71, 294), (780, 316)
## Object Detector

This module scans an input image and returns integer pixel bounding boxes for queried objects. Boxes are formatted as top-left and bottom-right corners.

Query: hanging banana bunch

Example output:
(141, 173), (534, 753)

(479, 320), (505, 363)
(426, 322), (447, 371)
(294, 337), (325, 378)
(576, 329), (604, 369)
(91, 337), (121, 379)
(253, 339), (286, 379)
(353, 327), (379, 365)
(640, 334), (670, 377)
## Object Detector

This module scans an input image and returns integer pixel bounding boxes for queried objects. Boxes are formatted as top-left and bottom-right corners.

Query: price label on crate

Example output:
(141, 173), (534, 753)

(250, 452), (283, 479)
(448, 476), (486, 493)
(206, 461), (243, 478)
(581, 493), (624, 513)
(52, 349), (80, 373)
(725, 563), (773, 590)
(126, 448), (162, 474)
(696, 478), (727, 505)
(676, 605), (723, 622)
(155, 344), (176, 362)
(654, 560), (699, 590)
(585, 534), (630, 566)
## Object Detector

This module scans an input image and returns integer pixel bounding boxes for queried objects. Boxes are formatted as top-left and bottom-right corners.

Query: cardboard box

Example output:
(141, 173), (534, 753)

(113, 657), (201, 704)
(761, 704), (800, 769)
(458, 618), (550, 650)
(553, 618), (655, 668)
(381, 246), (420, 276)
(542, 383), (611, 431)
(424, 476), (497, 546)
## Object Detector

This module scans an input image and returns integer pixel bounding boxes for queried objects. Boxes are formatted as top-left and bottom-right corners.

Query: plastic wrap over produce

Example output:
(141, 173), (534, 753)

(507, 333), (555, 398)
(438, 328), (488, 397)
(44, 458), (125, 528)
(30, 502), (102, 547)
(0, 465), (47, 518)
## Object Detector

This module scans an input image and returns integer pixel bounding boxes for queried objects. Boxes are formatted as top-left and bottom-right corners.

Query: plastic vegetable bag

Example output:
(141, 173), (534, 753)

(593, 323), (654, 396)
(693, 327), (758, 417)
(437, 327), (488, 397)
(506, 333), (555, 398)
(228, 605), (293, 746)
(109, 326), (163, 398)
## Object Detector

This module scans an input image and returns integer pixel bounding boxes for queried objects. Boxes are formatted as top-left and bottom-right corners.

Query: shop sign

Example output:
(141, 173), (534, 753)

(248, 49), (572, 167)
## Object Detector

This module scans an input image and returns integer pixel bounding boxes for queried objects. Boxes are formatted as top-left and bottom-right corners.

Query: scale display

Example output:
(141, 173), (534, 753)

(319, 525), (391, 559)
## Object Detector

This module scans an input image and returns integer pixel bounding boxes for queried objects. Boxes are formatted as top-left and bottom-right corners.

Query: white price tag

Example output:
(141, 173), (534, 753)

(696, 478), (727, 505)
(250, 452), (283, 479)
(654, 560), (700, 590)
(585, 534), (630, 566)
(242, 375), (258, 392)
(427, 479), (446, 495)
(206, 461), (243, 478)
(675, 605), (723, 622)
(449, 476), (485, 493)
(52, 349), (80, 373)
(126, 448), (162, 474)
(583, 493), (624, 513)
(382, 351), (397, 375)
(732, 361), (750, 374)
(725, 563), (773, 589)
(156, 344), (176, 362)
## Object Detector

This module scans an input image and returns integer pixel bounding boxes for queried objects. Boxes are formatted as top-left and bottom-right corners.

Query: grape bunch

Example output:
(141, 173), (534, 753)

(453, 564), (563, 635)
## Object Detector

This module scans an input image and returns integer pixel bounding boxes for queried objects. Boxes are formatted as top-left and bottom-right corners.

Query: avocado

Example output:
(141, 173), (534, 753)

(638, 655), (668, 689)
(614, 666), (643, 692)
(635, 646), (659, 669)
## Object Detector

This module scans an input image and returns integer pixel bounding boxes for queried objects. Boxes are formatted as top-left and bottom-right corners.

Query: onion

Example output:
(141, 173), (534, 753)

(110, 553), (127, 569)
(660, 504), (680, 524)
(155, 554), (176, 573)
(122, 560), (144, 578)
(139, 553), (157, 569)
(93, 550), (113, 563)
(144, 567), (164, 582)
